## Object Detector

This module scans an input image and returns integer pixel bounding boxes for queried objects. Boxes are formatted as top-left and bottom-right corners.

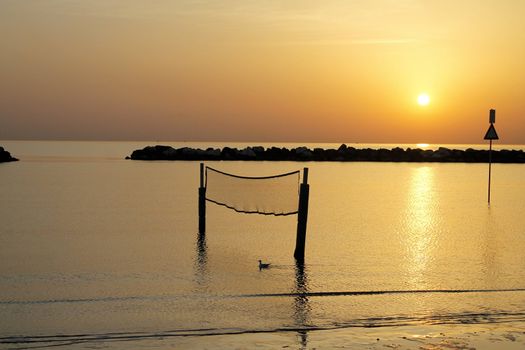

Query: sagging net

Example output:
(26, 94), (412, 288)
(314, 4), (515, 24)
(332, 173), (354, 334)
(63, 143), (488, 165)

(205, 167), (300, 216)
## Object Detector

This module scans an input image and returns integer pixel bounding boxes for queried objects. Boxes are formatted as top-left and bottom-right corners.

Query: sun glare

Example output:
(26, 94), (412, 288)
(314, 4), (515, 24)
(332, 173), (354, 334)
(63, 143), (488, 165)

(417, 93), (430, 106)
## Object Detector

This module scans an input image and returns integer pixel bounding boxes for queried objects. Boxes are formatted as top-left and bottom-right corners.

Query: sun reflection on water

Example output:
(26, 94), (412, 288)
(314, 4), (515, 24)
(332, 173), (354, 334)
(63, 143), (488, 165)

(405, 166), (437, 288)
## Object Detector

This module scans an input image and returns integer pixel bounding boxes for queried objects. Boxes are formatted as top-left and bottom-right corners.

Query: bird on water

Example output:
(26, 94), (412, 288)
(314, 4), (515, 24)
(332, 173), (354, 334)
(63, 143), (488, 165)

(258, 260), (270, 270)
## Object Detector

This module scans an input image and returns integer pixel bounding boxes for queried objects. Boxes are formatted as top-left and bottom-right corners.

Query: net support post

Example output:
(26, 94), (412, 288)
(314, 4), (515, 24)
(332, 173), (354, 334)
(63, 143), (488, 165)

(294, 168), (309, 261)
(199, 163), (206, 234)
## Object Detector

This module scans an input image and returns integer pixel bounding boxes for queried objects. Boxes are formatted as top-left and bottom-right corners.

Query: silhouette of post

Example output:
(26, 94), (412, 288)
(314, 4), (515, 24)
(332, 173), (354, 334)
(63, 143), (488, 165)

(199, 163), (206, 234)
(294, 168), (310, 261)
(484, 109), (499, 205)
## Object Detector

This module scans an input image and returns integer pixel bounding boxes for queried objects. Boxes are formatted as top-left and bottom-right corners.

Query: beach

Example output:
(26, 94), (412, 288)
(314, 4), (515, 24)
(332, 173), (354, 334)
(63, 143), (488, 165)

(5, 322), (524, 349)
(157, 323), (525, 349)
(2, 141), (525, 349)
(4, 1), (525, 348)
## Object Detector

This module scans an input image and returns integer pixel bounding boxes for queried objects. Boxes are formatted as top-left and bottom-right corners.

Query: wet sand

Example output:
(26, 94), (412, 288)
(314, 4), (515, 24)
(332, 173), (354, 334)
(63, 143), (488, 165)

(44, 323), (525, 349)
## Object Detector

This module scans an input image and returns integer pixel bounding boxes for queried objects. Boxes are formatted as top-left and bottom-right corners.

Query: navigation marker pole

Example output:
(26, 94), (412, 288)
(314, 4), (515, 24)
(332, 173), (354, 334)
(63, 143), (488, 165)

(484, 109), (499, 205)
(488, 138), (492, 204)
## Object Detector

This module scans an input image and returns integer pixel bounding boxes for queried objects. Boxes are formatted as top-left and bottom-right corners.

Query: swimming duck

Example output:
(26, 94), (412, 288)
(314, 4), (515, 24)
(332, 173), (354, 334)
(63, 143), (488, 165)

(258, 260), (270, 270)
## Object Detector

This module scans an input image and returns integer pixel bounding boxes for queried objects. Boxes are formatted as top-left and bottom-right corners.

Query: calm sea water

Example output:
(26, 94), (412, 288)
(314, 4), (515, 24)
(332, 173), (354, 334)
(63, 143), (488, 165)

(1, 141), (525, 348)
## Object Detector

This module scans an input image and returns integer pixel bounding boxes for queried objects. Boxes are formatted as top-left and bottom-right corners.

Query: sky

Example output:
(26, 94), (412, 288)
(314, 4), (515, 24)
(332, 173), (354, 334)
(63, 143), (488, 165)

(1, 0), (524, 143)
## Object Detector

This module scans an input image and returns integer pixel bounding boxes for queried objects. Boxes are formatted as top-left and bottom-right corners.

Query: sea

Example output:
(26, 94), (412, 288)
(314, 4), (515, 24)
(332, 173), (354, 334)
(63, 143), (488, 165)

(1, 140), (525, 349)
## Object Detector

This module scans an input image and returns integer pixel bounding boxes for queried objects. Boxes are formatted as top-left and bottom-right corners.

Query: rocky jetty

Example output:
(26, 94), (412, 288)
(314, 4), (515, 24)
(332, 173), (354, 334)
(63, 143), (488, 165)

(0, 147), (18, 163)
(127, 144), (525, 163)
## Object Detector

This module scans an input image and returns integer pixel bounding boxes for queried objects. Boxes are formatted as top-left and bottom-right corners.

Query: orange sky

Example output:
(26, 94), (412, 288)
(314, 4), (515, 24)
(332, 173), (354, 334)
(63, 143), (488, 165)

(1, 1), (524, 143)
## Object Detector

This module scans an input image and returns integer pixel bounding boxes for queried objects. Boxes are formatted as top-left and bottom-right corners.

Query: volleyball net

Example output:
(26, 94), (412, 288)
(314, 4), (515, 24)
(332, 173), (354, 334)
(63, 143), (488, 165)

(204, 166), (301, 216)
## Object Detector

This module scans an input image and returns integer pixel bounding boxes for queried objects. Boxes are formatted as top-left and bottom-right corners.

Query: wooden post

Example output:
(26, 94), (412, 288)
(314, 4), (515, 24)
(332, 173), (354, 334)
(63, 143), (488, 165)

(199, 163), (206, 234)
(294, 168), (309, 261)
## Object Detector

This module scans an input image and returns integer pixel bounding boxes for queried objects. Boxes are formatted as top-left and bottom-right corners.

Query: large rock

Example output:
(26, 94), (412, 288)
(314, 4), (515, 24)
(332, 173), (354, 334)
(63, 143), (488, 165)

(431, 147), (452, 160)
(127, 145), (176, 160)
(294, 147), (314, 160)
(239, 147), (257, 160)
(0, 147), (18, 162)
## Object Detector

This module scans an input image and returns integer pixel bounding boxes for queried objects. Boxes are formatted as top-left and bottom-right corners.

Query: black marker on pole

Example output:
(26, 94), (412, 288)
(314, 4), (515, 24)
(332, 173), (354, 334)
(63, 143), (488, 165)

(484, 109), (499, 205)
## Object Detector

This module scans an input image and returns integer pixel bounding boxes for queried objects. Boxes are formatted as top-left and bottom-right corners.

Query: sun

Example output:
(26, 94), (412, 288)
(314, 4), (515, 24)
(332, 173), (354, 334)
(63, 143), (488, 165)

(417, 93), (430, 106)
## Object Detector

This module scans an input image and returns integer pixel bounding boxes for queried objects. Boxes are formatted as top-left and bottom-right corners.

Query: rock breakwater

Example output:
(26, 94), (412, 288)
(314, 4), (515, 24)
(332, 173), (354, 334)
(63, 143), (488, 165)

(127, 144), (525, 163)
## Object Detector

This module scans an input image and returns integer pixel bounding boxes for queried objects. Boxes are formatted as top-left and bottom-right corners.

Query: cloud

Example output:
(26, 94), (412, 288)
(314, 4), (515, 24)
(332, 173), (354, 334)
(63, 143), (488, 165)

(350, 38), (419, 45)
(248, 38), (420, 47)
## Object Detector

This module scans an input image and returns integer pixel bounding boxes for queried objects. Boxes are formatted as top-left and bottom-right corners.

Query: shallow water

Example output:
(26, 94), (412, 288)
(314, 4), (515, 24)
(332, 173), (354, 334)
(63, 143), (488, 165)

(1, 141), (525, 348)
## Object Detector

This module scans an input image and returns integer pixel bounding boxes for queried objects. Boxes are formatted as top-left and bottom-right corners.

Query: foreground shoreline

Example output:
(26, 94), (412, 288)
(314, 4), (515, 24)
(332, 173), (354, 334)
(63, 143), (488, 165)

(127, 144), (525, 163)
(11, 322), (524, 349)
(166, 323), (525, 350)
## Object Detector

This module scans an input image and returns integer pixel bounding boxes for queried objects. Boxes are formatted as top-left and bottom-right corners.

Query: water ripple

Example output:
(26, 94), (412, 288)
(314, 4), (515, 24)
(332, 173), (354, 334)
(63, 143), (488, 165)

(3, 310), (525, 349)
(3, 287), (525, 306)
